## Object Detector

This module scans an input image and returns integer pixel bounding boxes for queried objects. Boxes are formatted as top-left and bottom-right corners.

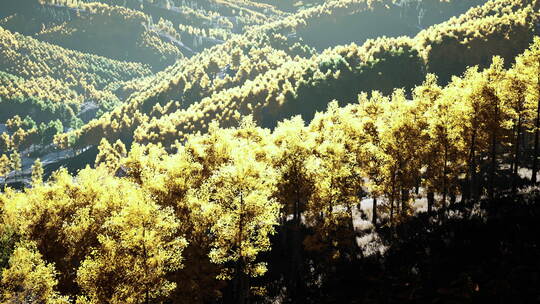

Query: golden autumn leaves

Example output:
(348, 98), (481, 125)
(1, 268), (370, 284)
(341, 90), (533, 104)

(1, 33), (540, 303)
(0, 1), (540, 302)
(1, 167), (188, 303)
(2, 35), (540, 302)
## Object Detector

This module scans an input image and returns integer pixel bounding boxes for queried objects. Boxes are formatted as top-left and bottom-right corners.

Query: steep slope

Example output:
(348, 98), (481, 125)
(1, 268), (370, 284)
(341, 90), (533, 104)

(53, 0), (487, 150)
(0, 71), (81, 125)
(1, 1), (183, 70)
(56, 0), (539, 150)
(256, 0), (488, 50)
(0, 26), (151, 90)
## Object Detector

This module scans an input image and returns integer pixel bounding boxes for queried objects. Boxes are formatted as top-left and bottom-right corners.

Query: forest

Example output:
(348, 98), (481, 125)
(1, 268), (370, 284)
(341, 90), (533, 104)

(1, 0), (540, 303)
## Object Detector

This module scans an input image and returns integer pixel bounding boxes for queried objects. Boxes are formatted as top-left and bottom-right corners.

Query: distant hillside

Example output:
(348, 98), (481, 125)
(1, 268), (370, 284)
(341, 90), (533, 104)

(1, 1), (182, 69)
(256, 0), (488, 50)
(0, 0), (538, 186)
(55, 0), (539, 151)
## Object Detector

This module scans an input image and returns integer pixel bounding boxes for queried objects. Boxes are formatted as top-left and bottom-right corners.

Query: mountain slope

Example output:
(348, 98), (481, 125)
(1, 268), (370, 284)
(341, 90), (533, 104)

(56, 0), (539, 150)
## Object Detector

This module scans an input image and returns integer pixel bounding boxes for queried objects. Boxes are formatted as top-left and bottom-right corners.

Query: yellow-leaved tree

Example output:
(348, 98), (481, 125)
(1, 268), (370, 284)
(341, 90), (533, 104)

(9, 150), (21, 183)
(0, 241), (69, 304)
(1, 166), (186, 302)
(423, 82), (468, 212)
(413, 74), (442, 213)
(187, 137), (279, 304)
(121, 142), (222, 304)
(272, 116), (315, 224)
(271, 115), (315, 297)
(376, 90), (423, 224)
(514, 37), (540, 184)
(76, 198), (187, 304)
(95, 138), (127, 173)
(304, 101), (363, 259)
(482, 57), (513, 200)
(355, 92), (387, 225)
(501, 67), (529, 194)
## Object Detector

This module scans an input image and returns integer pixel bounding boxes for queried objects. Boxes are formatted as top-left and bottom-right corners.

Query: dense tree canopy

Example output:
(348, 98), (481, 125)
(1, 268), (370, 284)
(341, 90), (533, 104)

(1, 36), (540, 302)
(1, 0), (540, 302)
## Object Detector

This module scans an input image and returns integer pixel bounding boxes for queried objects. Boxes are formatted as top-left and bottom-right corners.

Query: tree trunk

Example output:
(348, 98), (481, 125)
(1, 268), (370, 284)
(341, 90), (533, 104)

(142, 228), (150, 304)
(390, 197), (394, 229)
(401, 188), (409, 217)
(532, 96), (540, 184)
(462, 173), (471, 203)
(512, 116), (522, 195)
(236, 191), (249, 304)
(442, 144), (448, 210)
(390, 172), (396, 226)
(235, 258), (249, 304)
(346, 203), (358, 257)
(372, 197), (377, 227)
(399, 185), (403, 216)
(489, 127), (497, 201)
(292, 200), (298, 224)
(469, 130), (478, 201)
(510, 124), (516, 174)
(427, 191), (434, 215)
(289, 196), (302, 301)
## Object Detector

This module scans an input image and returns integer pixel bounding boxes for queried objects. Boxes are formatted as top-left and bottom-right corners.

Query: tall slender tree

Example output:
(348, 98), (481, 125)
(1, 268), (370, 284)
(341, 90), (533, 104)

(501, 69), (528, 194)
(188, 140), (279, 304)
(306, 101), (363, 257)
(514, 37), (540, 184)
(356, 92), (386, 226)
(482, 57), (511, 200)
(9, 150), (21, 186)
(413, 74), (442, 213)
(424, 84), (467, 214)
(272, 116), (315, 297)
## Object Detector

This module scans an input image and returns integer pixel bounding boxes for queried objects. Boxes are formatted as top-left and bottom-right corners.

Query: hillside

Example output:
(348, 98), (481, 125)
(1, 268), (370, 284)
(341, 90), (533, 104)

(56, 0), (539, 150)
(1, 0), (540, 303)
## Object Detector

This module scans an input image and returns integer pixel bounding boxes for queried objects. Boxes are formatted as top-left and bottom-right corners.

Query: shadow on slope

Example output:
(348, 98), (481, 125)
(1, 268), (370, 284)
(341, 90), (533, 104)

(260, 189), (540, 304)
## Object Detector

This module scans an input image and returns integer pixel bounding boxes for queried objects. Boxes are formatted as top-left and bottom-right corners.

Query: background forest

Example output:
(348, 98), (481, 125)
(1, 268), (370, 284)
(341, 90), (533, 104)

(1, 0), (540, 303)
